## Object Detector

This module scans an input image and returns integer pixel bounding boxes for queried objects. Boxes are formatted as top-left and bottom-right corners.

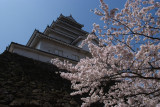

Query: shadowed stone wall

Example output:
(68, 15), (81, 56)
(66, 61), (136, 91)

(0, 51), (81, 107)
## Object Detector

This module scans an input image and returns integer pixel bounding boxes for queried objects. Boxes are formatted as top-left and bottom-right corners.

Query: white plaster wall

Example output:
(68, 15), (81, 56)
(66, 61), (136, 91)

(39, 39), (88, 61)
(35, 42), (41, 49)
(38, 54), (54, 63)
(13, 47), (54, 63)
(13, 48), (39, 61)
(11, 45), (78, 65)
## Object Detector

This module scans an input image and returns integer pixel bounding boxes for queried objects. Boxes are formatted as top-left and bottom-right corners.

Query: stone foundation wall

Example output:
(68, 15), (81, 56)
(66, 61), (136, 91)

(0, 51), (81, 107)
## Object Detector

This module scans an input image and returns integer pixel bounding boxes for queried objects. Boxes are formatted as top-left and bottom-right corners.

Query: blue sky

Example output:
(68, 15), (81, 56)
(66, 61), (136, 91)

(0, 0), (126, 53)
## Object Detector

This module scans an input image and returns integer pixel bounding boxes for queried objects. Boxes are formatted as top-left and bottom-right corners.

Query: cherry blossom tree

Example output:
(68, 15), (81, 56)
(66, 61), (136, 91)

(51, 0), (160, 106)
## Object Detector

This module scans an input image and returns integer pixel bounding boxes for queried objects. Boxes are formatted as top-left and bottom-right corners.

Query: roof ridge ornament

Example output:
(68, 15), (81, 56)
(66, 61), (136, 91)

(66, 14), (76, 22)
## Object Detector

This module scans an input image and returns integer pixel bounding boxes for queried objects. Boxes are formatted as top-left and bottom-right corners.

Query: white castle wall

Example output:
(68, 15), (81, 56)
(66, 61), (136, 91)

(36, 39), (89, 61)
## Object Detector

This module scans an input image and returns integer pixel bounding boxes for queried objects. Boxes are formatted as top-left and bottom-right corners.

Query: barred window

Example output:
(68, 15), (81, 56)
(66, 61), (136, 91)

(72, 54), (79, 61)
(55, 49), (63, 56)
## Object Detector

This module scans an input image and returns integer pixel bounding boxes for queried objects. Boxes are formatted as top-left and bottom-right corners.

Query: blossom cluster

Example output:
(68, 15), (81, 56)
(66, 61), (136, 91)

(51, 0), (160, 106)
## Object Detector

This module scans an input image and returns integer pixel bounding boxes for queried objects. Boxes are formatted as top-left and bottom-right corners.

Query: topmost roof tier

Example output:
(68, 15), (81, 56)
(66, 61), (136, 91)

(52, 14), (84, 29)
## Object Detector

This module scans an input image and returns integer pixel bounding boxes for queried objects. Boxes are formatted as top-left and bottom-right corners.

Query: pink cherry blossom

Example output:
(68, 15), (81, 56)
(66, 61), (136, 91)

(52, 0), (160, 106)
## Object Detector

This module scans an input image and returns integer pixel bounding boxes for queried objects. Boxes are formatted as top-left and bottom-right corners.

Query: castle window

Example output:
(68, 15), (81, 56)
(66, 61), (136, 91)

(55, 49), (63, 56)
(72, 54), (79, 61)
